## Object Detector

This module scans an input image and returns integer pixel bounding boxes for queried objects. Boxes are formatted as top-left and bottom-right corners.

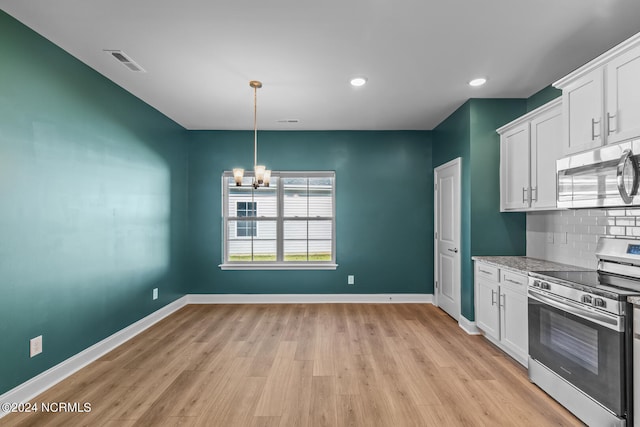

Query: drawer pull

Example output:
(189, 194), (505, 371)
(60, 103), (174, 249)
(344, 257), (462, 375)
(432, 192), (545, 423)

(479, 269), (493, 275)
(504, 278), (523, 286)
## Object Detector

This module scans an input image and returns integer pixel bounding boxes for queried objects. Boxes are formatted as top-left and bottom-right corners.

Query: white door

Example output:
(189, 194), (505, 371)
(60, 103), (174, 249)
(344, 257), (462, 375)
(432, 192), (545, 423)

(434, 158), (461, 320)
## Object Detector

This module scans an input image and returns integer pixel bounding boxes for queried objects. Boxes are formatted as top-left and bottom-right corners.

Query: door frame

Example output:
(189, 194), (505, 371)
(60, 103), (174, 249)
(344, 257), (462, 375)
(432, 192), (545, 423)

(433, 157), (462, 319)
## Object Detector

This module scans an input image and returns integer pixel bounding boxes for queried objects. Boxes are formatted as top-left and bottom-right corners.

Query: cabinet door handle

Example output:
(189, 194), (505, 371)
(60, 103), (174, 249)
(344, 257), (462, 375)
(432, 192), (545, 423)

(491, 290), (497, 306)
(607, 112), (617, 135)
(591, 117), (601, 140)
(531, 186), (537, 202)
(499, 294), (506, 309)
(522, 187), (528, 204)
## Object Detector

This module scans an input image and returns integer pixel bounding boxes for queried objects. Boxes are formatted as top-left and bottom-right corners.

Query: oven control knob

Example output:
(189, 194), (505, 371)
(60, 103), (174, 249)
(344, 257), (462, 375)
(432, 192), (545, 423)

(540, 282), (551, 290)
(532, 280), (541, 288)
(581, 295), (593, 304)
(593, 298), (606, 308)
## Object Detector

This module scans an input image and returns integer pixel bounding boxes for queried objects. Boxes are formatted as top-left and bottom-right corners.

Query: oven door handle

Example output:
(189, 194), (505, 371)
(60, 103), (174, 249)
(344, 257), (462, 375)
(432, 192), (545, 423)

(528, 288), (624, 332)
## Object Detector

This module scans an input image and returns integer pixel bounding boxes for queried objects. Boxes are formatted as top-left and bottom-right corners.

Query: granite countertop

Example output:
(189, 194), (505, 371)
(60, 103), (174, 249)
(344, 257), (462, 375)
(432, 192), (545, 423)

(472, 256), (586, 275)
(629, 296), (640, 305)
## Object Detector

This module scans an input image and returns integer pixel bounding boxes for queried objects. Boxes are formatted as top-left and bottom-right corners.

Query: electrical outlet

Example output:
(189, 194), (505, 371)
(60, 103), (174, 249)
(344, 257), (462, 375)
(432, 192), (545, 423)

(153, 288), (158, 300)
(348, 275), (355, 285)
(30, 335), (42, 358)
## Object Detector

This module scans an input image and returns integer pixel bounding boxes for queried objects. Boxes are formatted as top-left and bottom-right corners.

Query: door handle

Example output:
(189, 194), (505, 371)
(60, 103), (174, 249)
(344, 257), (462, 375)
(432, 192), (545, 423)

(447, 248), (458, 253)
(491, 290), (497, 306)
(607, 112), (617, 135)
(591, 117), (601, 140)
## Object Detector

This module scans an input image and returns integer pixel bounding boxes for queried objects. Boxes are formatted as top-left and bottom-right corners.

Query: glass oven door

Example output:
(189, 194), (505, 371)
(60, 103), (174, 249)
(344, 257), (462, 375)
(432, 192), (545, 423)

(528, 288), (626, 416)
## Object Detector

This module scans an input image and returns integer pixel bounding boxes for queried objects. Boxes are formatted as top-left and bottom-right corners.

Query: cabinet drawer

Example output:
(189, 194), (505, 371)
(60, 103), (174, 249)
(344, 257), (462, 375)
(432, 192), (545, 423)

(501, 271), (528, 292)
(476, 263), (499, 281)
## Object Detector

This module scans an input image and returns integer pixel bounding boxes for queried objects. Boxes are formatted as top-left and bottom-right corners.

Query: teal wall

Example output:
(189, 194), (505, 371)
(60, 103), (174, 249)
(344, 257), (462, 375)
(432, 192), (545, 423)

(433, 99), (527, 320)
(0, 11), (189, 394)
(527, 85), (561, 112)
(470, 99), (528, 255)
(187, 131), (434, 294)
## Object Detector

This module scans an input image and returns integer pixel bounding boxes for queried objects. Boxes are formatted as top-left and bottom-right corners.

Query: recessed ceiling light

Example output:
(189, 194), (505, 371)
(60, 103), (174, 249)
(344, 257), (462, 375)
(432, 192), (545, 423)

(350, 77), (367, 87)
(469, 77), (487, 87)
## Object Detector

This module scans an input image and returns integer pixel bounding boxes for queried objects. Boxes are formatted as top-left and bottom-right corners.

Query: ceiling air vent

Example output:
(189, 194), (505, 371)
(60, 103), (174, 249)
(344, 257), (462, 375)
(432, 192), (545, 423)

(103, 50), (146, 72)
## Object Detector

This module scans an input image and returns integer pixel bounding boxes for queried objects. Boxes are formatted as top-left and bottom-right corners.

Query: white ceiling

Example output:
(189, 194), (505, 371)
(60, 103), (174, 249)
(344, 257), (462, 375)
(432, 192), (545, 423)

(2, 0), (640, 130)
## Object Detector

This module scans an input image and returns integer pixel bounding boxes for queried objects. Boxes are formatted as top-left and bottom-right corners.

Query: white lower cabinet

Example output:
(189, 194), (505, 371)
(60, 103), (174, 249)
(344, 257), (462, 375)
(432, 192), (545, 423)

(474, 261), (528, 367)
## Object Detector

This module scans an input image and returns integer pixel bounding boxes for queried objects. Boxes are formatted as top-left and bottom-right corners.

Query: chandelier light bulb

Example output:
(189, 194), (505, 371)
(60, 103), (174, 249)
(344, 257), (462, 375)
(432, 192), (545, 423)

(233, 168), (244, 186)
(254, 165), (266, 184)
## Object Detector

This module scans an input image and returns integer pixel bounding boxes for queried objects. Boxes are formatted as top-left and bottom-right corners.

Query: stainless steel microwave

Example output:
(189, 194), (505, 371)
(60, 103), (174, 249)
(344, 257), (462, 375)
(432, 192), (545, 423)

(557, 139), (640, 208)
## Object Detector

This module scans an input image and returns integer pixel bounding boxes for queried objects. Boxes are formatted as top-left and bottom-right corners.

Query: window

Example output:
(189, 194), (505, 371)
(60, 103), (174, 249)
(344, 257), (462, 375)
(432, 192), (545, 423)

(221, 171), (336, 270)
(236, 202), (257, 237)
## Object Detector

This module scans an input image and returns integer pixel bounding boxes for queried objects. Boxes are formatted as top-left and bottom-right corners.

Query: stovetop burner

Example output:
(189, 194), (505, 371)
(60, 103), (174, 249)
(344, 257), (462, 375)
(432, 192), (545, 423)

(530, 269), (640, 300)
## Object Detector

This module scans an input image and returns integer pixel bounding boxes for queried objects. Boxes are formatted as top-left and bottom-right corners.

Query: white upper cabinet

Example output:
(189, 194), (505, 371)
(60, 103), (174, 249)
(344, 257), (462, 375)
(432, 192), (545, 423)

(554, 32), (640, 155)
(530, 103), (563, 209)
(560, 68), (604, 155)
(606, 43), (640, 144)
(500, 122), (530, 210)
(498, 98), (562, 211)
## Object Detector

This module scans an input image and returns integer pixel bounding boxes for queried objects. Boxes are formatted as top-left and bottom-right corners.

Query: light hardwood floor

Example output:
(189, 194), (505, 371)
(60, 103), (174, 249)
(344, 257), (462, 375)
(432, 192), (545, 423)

(2, 304), (582, 426)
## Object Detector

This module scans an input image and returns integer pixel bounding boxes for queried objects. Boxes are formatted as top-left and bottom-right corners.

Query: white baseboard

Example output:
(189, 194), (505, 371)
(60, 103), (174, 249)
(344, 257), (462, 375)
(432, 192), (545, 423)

(0, 293), (432, 417)
(458, 315), (481, 335)
(187, 293), (433, 304)
(0, 296), (188, 417)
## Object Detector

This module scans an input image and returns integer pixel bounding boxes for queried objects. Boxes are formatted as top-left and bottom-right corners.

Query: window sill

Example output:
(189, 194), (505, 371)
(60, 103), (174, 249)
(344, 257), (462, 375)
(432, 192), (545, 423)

(219, 263), (338, 271)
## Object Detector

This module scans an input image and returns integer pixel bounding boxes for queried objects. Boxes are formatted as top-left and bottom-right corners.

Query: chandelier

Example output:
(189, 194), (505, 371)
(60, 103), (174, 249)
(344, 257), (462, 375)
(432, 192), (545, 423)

(233, 80), (271, 189)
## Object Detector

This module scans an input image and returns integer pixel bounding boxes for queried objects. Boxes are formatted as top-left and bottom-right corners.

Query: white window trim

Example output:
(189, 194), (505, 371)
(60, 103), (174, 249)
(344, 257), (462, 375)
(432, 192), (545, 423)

(220, 263), (338, 271)
(219, 171), (338, 271)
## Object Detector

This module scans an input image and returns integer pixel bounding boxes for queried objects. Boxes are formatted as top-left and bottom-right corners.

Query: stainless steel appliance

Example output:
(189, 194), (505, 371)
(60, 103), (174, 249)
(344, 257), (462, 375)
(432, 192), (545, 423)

(528, 238), (640, 426)
(557, 139), (640, 208)
(635, 305), (640, 425)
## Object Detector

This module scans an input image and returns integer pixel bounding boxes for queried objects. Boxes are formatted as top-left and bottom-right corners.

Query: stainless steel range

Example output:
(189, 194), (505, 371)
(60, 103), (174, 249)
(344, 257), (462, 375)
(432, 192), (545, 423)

(528, 237), (640, 427)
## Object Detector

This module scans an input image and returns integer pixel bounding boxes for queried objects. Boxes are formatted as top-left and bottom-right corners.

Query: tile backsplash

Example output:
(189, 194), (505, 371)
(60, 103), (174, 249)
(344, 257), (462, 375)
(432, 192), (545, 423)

(527, 208), (640, 269)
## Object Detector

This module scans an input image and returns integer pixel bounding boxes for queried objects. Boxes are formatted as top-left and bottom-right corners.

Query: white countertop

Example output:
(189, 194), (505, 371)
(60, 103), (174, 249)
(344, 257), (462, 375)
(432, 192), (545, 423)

(472, 256), (586, 275)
